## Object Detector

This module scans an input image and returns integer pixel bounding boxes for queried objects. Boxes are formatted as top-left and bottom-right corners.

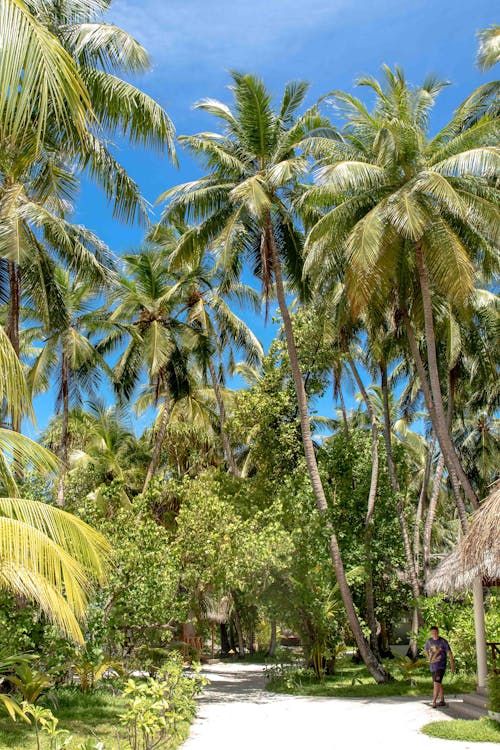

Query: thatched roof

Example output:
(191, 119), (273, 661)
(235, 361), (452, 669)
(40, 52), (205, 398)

(426, 484), (500, 595)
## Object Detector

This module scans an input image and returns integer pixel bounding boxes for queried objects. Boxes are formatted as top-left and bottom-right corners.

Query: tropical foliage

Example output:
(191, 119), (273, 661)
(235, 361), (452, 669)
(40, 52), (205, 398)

(0, 7), (498, 741)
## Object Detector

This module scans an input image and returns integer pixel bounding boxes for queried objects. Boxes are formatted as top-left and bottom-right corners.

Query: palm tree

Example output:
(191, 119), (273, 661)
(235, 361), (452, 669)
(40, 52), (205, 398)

(0, 326), (57, 494)
(151, 223), (263, 475)
(1, 0), (176, 383)
(0, 0), (91, 152)
(25, 269), (110, 505)
(0, 324), (110, 642)
(0, 145), (115, 419)
(304, 66), (499, 515)
(477, 25), (500, 71)
(102, 247), (194, 491)
(160, 73), (389, 681)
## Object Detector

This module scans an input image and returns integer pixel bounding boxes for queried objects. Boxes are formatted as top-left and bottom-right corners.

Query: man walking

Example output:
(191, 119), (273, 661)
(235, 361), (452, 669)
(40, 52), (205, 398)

(425, 626), (456, 707)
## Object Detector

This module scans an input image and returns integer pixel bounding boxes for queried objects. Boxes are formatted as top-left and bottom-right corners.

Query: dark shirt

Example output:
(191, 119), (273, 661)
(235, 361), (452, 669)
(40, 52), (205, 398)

(425, 636), (451, 672)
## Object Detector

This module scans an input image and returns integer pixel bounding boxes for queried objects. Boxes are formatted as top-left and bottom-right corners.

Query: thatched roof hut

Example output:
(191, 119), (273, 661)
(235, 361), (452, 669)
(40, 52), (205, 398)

(427, 484), (500, 595)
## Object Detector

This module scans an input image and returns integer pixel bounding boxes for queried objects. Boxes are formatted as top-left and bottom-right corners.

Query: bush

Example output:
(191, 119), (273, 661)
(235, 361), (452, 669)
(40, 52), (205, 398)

(488, 672), (500, 714)
(119, 654), (207, 750)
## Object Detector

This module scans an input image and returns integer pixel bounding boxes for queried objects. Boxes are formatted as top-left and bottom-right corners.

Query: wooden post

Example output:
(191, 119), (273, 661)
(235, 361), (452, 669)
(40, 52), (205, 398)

(472, 576), (488, 688)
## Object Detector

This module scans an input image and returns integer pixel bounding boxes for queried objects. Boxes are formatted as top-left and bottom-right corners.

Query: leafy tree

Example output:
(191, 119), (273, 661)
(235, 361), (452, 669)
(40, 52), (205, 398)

(304, 66), (499, 519)
(26, 269), (110, 504)
(161, 74), (389, 680)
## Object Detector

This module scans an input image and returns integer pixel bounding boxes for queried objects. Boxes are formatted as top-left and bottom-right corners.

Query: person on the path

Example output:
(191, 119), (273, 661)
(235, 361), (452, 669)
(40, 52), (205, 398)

(424, 626), (455, 707)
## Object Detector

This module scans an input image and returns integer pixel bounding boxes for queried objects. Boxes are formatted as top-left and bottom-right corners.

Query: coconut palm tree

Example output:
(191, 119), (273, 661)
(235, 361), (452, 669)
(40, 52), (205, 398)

(304, 66), (500, 514)
(101, 246), (196, 491)
(160, 73), (389, 682)
(150, 222), (263, 475)
(0, 0), (91, 153)
(0, 326), (57, 494)
(25, 268), (111, 504)
(477, 24), (500, 71)
(0, 324), (110, 642)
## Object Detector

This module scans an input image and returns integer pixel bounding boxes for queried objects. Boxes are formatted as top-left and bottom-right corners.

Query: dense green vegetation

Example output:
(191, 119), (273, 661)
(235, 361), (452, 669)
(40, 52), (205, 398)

(0, 0), (498, 746)
(264, 656), (476, 698)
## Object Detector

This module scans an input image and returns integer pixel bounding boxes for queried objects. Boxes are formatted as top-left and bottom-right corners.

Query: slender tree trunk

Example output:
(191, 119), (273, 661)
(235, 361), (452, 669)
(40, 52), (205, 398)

(379, 362), (421, 656)
(347, 356), (379, 657)
(414, 437), (434, 581)
(143, 384), (171, 492)
(5, 262), (21, 432)
(267, 620), (277, 657)
(410, 245), (478, 509)
(423, 453), (445, 583)
(208, 359), (240, 477)
(267, 220), (390, 683)
(380, 362), (420, 601)
(231, 591), (245, 657)
(334, 371), (350, 442)
(56, 351), (69, 507)
(401, 308), (472, 529)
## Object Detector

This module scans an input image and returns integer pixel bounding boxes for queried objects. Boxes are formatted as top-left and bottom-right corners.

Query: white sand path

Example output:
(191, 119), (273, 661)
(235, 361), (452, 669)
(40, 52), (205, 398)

(183, 663), (498, 750)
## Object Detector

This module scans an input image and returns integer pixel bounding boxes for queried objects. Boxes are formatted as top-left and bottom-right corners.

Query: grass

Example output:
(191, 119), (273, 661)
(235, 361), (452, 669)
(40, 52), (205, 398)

(265, 657), (476, 698)
(0, 687), (126, 749)
(421, 718), (500, 743)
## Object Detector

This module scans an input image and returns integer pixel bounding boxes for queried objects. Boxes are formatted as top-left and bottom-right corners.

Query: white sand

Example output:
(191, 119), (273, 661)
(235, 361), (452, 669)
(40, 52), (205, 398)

(183, 663), (497, 750)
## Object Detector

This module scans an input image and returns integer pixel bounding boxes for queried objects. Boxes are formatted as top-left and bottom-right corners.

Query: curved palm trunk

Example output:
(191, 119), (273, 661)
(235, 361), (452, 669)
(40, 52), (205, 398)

(379, 362), (421, 655)
(56, 351), (69, 507)
(347, 356), (379, 656)
(402, 309), (471, 530)
(208, 359), (240, 477)
(267, 222), (389, 683)
(143, 384), (171, 492)
(412, 244), (478, 509)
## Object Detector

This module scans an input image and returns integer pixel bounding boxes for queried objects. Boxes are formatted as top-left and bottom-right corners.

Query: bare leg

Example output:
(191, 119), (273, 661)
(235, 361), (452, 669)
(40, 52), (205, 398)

(432, 678), (440, 705)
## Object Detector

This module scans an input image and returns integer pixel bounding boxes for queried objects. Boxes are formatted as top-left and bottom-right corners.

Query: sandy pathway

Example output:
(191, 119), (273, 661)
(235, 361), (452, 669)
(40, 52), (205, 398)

(183, 663), (497, 750)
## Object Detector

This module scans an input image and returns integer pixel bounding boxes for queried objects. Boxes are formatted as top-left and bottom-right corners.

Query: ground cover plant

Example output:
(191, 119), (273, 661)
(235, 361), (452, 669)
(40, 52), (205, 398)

(421, 718), (500, 743)
(264, 656), (476, 698)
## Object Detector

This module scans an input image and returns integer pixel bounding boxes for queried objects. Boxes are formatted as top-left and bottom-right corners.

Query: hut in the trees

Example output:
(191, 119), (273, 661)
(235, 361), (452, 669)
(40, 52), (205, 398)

(427, 484), (500, 688)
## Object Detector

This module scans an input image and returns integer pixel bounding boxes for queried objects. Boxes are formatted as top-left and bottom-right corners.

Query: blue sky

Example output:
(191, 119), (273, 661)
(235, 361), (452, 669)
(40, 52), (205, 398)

(30, 0), (497, 436)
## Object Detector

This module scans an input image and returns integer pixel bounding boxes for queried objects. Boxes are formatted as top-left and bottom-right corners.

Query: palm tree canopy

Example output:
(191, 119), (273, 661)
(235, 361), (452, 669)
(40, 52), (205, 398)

(477, 24), (500, 71)
(159, 73), (339, 300)
(303, 66), (500, 316)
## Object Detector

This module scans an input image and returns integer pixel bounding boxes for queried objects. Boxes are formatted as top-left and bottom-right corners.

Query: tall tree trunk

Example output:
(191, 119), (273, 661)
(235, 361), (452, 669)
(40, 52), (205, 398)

(347, 356), (379, 657)
(5, 262), (21, 432)
(267, 220), (390, 683)
(423, 453), (445, 584)
(208, 359), (240, 477)
(379, 362), (421, 656)
(414, 437), (434, 582)
(401, 309), (472, 528)
(334, 370), (350, 442)
(56, 351), (69, 507)
(410, 245), (478, 509)
(143, 384), (171, 492)
(267, 620), (277, 657)
(231, 591), (245, 657)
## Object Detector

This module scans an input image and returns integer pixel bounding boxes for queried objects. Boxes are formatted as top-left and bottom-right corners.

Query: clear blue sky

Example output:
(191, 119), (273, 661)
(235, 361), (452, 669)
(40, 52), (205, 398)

(30, 0), (498, 436)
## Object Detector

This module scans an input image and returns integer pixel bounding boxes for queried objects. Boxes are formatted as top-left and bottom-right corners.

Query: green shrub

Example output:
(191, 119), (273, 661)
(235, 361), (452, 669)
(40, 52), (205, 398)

(119, 654), (207, 750)
(488, 672), (500, 714)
